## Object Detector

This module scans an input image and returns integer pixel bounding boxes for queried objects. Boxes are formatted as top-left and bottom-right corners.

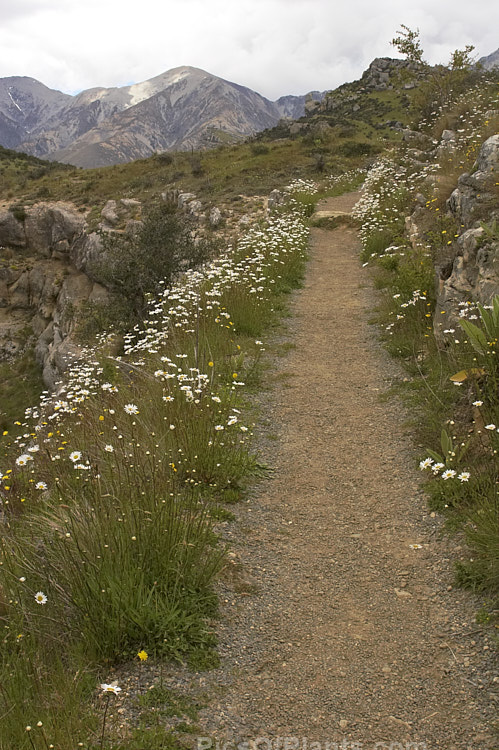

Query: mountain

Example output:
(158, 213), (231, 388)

(0, 77), (70, 149)
(0, 67), (323, 168)
(479, 48), (499, 70)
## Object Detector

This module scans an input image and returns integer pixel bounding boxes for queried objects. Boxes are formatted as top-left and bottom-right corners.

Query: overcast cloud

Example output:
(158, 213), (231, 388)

(0, 0), (497, 100)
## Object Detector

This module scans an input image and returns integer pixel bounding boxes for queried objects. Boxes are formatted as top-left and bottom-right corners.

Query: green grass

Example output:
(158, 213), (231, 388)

(0, 190), (309, 748)
(0, 349), (44, 435)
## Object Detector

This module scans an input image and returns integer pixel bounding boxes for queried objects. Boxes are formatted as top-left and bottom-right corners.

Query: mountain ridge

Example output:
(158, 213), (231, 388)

(0, 67), (323, 168)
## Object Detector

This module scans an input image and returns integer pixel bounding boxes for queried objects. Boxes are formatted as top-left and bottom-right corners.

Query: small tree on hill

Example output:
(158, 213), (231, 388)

(391, 24), (425, 65)
(449, 44), (476, 71)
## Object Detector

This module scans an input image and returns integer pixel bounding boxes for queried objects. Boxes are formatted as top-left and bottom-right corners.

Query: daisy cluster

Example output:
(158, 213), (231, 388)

(119, 209), (308, 357)
(418, 77), (499, 160)
(384, 289), (430, 335)
(352, 156), (433, 256)
(0, 183), (310, 573)
(324, 168), (365, 192)
(285, 178), (318, 194)
(419, 457), (471, 482)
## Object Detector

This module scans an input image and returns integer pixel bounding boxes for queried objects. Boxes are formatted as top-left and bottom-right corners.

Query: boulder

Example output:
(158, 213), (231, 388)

(101, 200), (119, 227)
(289, 122), (305, 135)
(209, 207), (222, 227)
(70, 231), (103, 275)
(434, 228), (499, 342)
(267, 190), (286, 212)
(447, 134), (499, 227)
(100, 198), (142, 229)
(187, 200), (203, 216)
(0, 210), (26, 248)
(178, 192), (196, 209)
(24, 204), (85, 257)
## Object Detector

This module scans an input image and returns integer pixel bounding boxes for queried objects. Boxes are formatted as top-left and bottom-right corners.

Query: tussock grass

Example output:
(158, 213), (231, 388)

(0, 185), (310, 748)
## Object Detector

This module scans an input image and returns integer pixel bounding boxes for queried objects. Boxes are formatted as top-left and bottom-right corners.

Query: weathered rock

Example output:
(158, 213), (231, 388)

(24, 204), (85, 258)
(161, 188), (179, 204)
(304, 98), (320, 114)
(401, 135), (499, 345)
(178, 192), (196, 209)
(42, 335), (84, 391)
(289, 122), (305, 135)
(101, 200), (119, 227)
(187, 200), (203, 216)
(447, 134), (499, 228)
(0, 210), (26, 248)
(434, 228), (499, 341)
(267, 190), (286, 212)
(359, 57), (425, 92)
(70, 232), (103, 275)
(0, 201), (111, 388)
(209, 207), (222, 227)
(100, 198), (142, 229)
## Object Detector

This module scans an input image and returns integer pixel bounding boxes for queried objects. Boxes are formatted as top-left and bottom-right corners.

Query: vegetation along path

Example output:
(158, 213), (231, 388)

(193, 192), (498, 750)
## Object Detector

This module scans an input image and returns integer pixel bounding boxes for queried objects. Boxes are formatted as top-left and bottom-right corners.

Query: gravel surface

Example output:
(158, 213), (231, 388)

(111, 193), (499, 749)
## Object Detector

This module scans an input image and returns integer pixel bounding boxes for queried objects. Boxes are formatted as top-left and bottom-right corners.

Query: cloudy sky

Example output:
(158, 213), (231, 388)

(0, 0), (497, 101)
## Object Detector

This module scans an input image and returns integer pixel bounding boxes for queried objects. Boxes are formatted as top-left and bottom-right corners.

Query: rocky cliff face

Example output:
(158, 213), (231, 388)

(434, 134), (499, 336)
(0, 203), (109, 389)
(0, 67), (314, 168)
(404, 133), (499, 339)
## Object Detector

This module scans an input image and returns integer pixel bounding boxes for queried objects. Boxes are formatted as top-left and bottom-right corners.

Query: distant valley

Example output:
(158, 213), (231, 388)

(0, 67), (323, 168)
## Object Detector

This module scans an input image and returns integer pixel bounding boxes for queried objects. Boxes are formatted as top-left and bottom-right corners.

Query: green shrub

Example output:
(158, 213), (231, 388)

(154, 151), (174, 165)
(93, 202), (215, 322)
(250, 143), (270, 156)
(8, 203), (26, 223)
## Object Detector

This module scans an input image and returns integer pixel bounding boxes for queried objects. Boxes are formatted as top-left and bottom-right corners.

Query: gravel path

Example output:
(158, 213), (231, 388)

(114, 193), (497, 749)
(191, 193), (498, 750)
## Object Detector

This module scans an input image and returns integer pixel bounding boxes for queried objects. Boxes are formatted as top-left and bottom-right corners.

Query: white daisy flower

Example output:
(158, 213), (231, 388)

(419, 457), (434, 470)
(100, 682), (121, 695)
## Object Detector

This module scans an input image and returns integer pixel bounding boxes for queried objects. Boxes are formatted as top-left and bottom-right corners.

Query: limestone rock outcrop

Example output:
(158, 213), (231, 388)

(0, 201), (109, 388)
(403, 134), (499, 341)
(447, 134), (499, 228)
(359, 57), (425, 92)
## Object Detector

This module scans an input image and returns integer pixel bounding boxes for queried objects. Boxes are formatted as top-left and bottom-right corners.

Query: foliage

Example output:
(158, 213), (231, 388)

(0, 349), (44, 435)
(92, 202), (215, 324)
(8, 203), (27, 222)
(449, 44), (476, 71)
(391, 25), (425, 64)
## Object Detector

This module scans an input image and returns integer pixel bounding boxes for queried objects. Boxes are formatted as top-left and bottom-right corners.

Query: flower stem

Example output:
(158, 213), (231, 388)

(100, 694), (111, 749)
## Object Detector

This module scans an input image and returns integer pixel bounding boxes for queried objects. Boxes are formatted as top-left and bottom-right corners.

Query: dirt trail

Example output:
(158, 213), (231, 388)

(198, 193), (497, 749)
